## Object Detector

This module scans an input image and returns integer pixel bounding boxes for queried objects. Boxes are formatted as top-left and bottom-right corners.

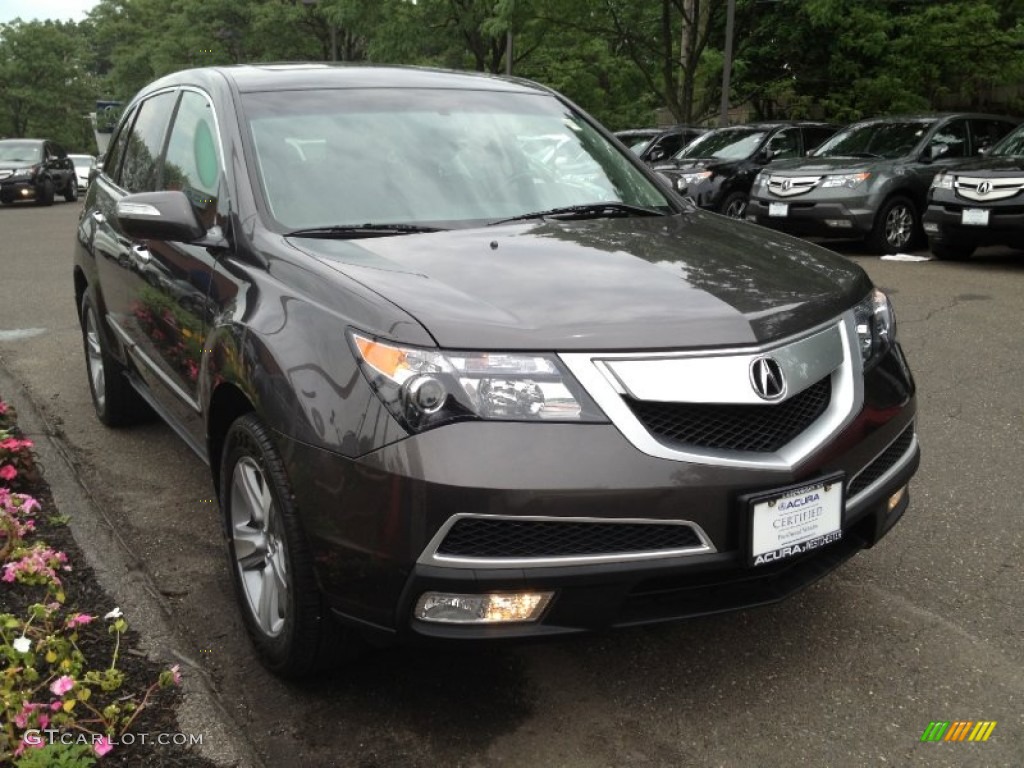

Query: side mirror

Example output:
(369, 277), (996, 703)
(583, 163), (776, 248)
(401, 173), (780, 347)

(927, 144), (949, 161)
(648, 149), (666, 162)
(758, 149), (775, 164)
(977, 146), (990, 156)
(116, 191), (207, 242)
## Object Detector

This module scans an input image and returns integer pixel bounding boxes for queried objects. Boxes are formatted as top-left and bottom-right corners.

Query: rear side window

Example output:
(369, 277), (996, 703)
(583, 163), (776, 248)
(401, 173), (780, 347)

(103, 107), (137, 181)
(119, 91), (177, 194)
(161, 90), (223, 229)
(803, 126), (836, 154)
(766, 128), (800, 160)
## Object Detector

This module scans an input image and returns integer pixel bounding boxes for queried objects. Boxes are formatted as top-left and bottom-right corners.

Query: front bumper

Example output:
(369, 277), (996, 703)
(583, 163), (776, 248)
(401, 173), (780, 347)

(274, 340), (918, 642)
(0, 178), (40, 203)
(747, 193), (876, 237)
(923, 200), (1024, 248)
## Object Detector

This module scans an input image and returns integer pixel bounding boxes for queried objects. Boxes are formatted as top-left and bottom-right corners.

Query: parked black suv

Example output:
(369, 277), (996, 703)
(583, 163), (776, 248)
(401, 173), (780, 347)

(74, 65), (918, 678)
(747, 114), (1018, 253)
(0, 138), (79, 205)
(923, 121), (1024, 259)
(653, 122), (837, 218)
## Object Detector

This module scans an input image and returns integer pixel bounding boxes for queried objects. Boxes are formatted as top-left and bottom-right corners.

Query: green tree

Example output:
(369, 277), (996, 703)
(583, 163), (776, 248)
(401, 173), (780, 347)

(0, 20), (96, 150)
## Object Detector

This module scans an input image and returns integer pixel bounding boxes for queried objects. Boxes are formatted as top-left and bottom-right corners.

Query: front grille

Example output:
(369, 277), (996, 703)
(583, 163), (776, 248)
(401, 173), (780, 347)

(848, 425), (915, 498)
(436, 517), (703, 559)
(624, 377), (831, 453)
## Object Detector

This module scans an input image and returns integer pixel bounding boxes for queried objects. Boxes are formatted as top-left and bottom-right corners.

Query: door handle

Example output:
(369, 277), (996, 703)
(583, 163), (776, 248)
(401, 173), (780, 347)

(131, 244), (151, 263)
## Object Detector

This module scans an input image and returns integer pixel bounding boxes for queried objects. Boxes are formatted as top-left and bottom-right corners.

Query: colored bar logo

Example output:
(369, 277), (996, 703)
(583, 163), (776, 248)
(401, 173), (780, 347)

(921, 721), (997, 742)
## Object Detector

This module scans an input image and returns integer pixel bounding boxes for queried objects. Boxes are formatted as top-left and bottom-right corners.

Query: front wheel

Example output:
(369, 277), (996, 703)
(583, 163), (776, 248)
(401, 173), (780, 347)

(35, 178), (55, 206)
(867, 196), (918, 254)
(929, 238), (975, 261)
(64, 177), (79, 202)
(220, 413), (357, 678)
(719, 191), (749, 219)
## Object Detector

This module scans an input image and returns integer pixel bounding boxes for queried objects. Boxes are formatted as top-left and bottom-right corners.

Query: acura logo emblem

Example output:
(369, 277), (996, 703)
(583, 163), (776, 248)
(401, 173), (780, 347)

(781, 179), (792, 190)
(976, 181), (992, 195)
(750, 357), (786, 401)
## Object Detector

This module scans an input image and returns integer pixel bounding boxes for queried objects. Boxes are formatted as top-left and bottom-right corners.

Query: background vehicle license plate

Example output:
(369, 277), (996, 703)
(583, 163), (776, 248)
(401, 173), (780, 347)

(748, 474), (843, 566)
(961, 208), (989, 226)
(769, 202), (789, 217)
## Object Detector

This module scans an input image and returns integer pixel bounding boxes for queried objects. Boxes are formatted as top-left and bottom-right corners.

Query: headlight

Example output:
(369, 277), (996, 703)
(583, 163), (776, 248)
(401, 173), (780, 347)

(12, 165), (38, 178)
(677, 171), (711, 188)
(931, 172), (953, 190)
(821, 172), (871, 189)
(754, 173), (767, 189)
(853, 289), (896, 368)
(350, 332), (605, 432)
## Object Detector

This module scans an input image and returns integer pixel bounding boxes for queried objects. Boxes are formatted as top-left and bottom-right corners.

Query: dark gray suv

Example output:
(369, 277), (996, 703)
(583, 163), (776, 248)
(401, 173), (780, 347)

(73, 64), (919, 678)
(747, 114), (1018, 253)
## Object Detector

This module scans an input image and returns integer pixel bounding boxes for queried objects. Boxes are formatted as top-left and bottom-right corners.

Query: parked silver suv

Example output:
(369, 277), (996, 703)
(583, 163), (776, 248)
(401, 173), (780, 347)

(747, 114), (1018, 253)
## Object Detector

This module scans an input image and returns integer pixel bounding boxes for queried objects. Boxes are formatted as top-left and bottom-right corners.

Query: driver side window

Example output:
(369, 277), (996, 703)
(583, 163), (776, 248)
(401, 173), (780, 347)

(161, 90), (223, 229)
(929, 120), (967, 160)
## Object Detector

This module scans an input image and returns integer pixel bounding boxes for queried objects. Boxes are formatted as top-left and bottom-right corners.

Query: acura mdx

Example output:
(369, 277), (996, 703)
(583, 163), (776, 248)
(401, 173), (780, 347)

(73, 65), (919, 678)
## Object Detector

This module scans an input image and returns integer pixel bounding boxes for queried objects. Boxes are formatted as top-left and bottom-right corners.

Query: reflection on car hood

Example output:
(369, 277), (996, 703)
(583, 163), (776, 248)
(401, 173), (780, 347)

(652, 157), (720, 172)
(948, 156), (1024, 174)
(767, 157), (880, 176)
(292, 213), (871, 350)
(0, 160), (34, 171)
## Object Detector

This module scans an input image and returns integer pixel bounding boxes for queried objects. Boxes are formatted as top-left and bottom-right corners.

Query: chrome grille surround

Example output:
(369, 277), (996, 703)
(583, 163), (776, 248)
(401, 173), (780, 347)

(418, 514), (715, 569)
(560, 314), (863, 471)
(766, 174), (823, 197)
(954, 176), (1024, 202)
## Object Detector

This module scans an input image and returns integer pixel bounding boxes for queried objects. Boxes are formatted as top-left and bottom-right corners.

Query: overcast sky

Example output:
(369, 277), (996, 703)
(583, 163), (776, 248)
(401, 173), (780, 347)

(0, 0), (99, 24)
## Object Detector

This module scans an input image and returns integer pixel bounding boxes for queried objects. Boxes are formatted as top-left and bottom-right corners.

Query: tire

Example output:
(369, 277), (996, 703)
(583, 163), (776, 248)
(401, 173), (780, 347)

(867, 196), (918, 254)
(64, 177), (79, 202)
(220, 413), (357, 678)
(719, 191), (749, 219)
(80, 293), (151, 427)
(35, 178), (55, 206)
(929, 238), (975, 261)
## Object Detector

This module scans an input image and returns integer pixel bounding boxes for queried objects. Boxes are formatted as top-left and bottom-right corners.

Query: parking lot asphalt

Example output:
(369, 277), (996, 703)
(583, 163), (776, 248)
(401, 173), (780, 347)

(0, 199), (1021, 767)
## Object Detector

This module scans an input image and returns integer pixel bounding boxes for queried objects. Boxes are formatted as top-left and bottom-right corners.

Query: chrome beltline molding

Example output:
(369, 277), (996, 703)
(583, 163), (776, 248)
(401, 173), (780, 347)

(559, 313), (864, 471)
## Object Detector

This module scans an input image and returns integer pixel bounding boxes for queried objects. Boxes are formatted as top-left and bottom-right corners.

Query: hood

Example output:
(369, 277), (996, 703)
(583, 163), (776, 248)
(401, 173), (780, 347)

(289, 213), (871, 351)
(652, 157), (730, 173)
(766, 156), (881, 176)
(0, 160), (37, 171)
(948, 155), (1024, 174)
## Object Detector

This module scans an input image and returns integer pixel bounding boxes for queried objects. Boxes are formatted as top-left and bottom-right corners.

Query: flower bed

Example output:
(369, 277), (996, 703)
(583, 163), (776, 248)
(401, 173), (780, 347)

(0, 398), (216, 767)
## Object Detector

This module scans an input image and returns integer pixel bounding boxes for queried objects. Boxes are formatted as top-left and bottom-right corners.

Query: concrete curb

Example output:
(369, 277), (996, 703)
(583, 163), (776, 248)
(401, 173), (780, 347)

(0, 363), (265, 768)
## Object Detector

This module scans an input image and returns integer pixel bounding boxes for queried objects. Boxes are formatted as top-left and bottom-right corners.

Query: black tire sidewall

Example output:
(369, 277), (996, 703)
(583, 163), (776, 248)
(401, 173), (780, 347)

(719, 191), (749, 218)
(219, 413), (327, 677)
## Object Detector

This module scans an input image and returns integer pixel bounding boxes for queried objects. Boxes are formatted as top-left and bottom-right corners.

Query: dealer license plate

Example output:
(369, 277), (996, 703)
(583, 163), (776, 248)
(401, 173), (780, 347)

(769, 202), (789, 217)
(748, 475), (843, 566)
(961, 208), (989, 226)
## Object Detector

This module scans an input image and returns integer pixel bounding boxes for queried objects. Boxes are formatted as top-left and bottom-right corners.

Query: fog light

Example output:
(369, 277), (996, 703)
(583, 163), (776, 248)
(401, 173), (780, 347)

(888, 486), (906, 512)
(745, 215), (757, 222)
(20, 189), (31, 197)
(415, 591), (553, 624)
(923, 222), (939, 234)
(825, 219), (854, 228)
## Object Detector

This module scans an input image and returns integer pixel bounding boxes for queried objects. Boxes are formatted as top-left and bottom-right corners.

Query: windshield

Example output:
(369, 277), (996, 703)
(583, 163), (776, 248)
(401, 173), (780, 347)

(991, 124), (1024, 157)
(813, 120), (934, 159)
(242, 89), (670, 230)
(674, 128), (766, 161)
(0, 141), (42, 164)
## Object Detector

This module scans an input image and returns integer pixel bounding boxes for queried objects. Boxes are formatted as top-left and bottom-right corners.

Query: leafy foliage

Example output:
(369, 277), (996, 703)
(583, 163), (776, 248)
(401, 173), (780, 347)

(0, 0), (1021, 149)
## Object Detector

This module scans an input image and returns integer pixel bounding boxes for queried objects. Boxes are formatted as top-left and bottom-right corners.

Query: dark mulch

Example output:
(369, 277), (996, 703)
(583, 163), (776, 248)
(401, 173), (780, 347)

(1, 428), (219, 767)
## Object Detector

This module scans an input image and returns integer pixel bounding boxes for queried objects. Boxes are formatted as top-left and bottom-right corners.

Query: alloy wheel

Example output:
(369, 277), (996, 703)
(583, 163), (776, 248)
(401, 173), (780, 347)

(885, 204), (913, 249)
(84, 308), (105, 411)
(230, 457), (288, 638)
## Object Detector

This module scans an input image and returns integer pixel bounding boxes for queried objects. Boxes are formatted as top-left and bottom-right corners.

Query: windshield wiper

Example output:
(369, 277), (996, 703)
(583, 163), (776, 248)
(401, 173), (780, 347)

(489, 202), (667, 226)
(285, 223), (445, 239)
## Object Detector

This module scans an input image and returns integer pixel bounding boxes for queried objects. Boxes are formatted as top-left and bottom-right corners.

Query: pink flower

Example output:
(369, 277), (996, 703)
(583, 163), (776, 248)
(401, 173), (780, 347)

(66, 613), (95, 628)
(50, 700), (63, 712)
(0, 401), (8, 414)
(170, 664), (182, 685)
(0, 464), (16, 481)
(49, 675), (75, 696)
(94, 736), (114, 757)
(14, 703), (39, 728)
